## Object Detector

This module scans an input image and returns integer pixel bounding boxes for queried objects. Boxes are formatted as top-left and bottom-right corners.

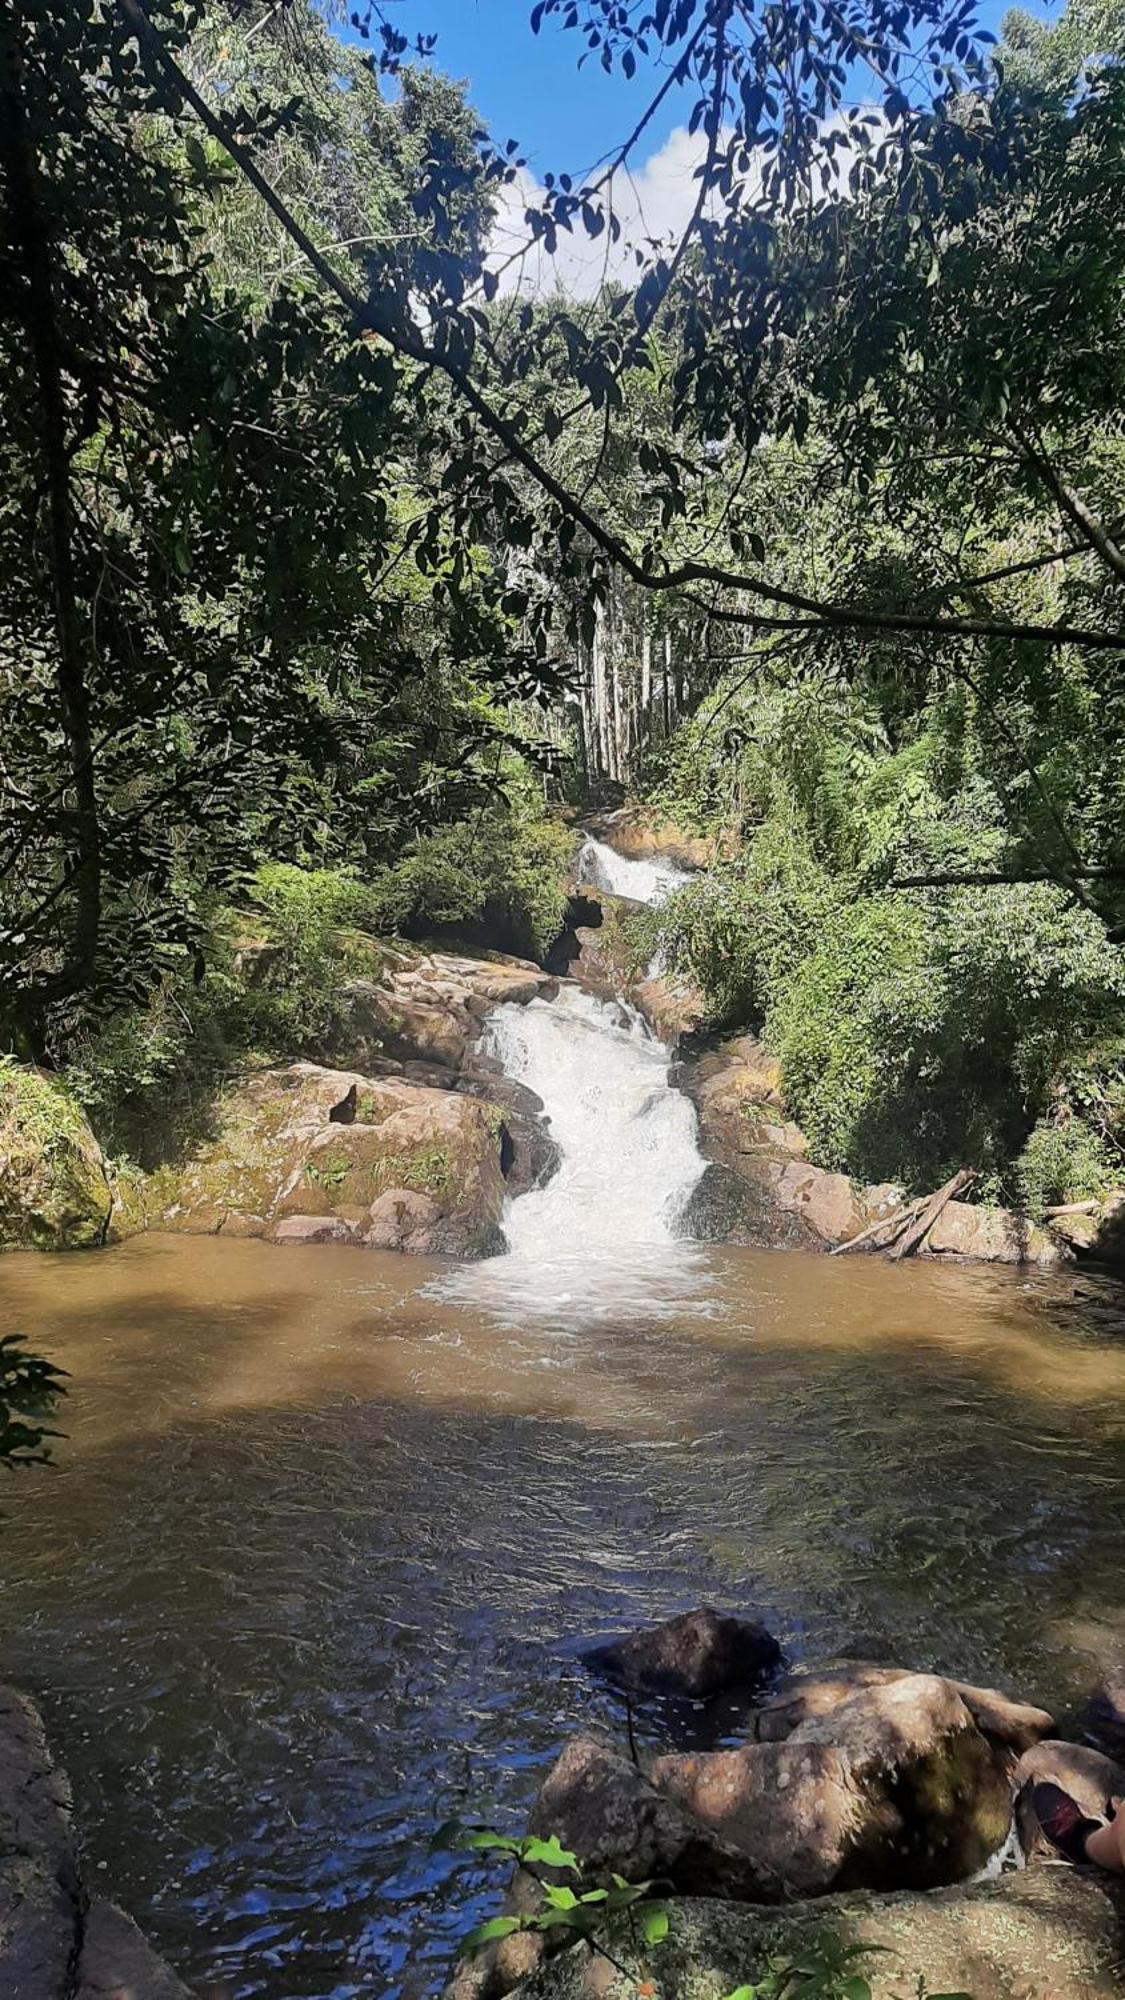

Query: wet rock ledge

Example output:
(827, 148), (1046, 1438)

(0, 1683), (190, 1999)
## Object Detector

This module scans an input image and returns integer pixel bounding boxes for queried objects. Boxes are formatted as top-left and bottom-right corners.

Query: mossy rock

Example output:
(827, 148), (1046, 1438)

(0, 1062), (111, 1250)
(504, 1872), (1125, 2000)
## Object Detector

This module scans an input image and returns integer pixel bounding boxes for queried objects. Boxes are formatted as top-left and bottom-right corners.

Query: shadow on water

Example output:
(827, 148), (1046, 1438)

(0, 1234), (1123, 1997)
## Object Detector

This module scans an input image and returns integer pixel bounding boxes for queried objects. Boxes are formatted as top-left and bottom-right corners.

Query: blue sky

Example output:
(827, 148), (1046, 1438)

(342, 0), (1060, 178)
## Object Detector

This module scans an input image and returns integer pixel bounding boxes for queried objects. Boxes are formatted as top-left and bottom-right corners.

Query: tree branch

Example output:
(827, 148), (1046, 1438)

(117, 0), (1125, 658)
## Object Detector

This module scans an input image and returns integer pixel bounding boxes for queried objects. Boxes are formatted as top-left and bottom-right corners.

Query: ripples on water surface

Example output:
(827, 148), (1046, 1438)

(1, 1233), (1124, 1998)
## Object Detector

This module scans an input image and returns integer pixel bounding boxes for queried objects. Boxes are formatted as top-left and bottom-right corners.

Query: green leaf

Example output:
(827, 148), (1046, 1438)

(520, 1834), (579, 1871)
(641, 1904), (670, 1946)
(458, 1916), (523, 1958)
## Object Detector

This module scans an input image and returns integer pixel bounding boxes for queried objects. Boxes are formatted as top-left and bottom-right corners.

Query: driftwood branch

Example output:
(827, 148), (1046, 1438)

(832, 1169), (975, 1260)
(887, 1170), (975, 1260)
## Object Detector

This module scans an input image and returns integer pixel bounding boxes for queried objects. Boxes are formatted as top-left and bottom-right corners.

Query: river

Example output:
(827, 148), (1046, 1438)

(1, 850), (1124, 1999)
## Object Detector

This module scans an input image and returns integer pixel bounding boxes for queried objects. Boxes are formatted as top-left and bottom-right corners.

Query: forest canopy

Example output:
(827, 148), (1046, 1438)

(1, 0), (1124, 1210)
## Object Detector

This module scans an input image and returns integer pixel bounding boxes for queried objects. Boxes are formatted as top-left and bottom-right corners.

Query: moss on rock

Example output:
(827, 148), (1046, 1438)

(0, 1062), (111, 1250)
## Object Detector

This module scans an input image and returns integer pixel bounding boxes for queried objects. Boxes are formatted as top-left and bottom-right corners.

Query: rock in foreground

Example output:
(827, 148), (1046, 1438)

(0, 1684), (190, 1998)
(652, 1672), (1012, 1895)
(503, 1870), (1125, 2000)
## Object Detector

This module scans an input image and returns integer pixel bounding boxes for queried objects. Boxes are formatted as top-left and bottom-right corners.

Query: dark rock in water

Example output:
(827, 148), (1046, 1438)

(1, 1683), (191, 1998)
(587, 1606), (781, 1698)
(652, 1673), (1012, 1896)
(1013, 1738), (1125, 1861)
(1072, 1675), (1125, 1761)
(677, 1161), (814, 1249)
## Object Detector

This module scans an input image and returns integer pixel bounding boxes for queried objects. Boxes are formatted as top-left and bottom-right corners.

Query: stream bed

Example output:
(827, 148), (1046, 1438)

(1, 1230), (1124, 1998)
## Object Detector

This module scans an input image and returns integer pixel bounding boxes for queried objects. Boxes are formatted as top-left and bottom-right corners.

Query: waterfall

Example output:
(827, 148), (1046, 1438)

(576, 834), (689, 907)
(438, 839), (710, 1329)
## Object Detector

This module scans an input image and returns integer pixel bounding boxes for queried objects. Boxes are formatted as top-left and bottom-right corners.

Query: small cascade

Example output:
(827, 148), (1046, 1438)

(439, 834), (710, 1328)
(577, 834), (689, 906)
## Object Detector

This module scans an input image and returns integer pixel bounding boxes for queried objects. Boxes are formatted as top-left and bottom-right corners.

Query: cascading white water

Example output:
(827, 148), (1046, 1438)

(439, 837), (711, 1329)
(577, 834), (689, 906)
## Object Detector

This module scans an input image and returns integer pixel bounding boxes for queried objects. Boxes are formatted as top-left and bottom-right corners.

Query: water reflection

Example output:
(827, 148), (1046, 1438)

(0, 1234), (1122, 1999)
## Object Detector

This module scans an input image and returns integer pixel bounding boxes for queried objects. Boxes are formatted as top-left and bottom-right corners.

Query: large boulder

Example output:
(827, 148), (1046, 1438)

(752, 1664), (1054, 1756)
(118, 1061), (510, 1257)
(500, 1869), (1125, 2000)
(651, 1673), (1013, 1895)
(924, 1199), (1064, 1266)
(0, 1063), (111, 1250)
(587, 1608), (781, 1699)
(444, 1734), (777, 2000)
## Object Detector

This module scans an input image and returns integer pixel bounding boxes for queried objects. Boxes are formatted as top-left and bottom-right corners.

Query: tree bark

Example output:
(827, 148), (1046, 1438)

(0, 12), (101, 992)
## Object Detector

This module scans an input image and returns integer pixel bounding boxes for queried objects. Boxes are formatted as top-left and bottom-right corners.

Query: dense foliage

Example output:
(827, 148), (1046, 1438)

(2, 0), (1125, 1220)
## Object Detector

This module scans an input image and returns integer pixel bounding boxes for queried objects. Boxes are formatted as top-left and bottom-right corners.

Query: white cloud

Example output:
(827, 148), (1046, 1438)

(485, 124), (732, 301)
(485, 109), (887, 301)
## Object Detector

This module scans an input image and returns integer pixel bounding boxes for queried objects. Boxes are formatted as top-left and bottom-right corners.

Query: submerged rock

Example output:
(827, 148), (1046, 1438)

(500, 1870), (1125, 2000)
(587, 1607), (781, 1699)
(0, 1063), (111, 1251)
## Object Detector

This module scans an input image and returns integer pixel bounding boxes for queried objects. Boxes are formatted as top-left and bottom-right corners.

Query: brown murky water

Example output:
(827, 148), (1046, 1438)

(0, 1232), (1123, 1998)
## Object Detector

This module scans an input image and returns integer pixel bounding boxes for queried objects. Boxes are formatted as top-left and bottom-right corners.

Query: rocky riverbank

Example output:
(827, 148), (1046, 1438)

(445, 1609), (1125, 2000)
(0, 944), (559, 1260)
(0, 1684), (189, 1999)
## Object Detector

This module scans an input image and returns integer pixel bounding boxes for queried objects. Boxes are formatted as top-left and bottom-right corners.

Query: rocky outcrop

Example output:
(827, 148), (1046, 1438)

(0, 1063), (112, 1251)
(0, 1684), (190, 1998)
(676, 1031), (1069, 1265)
(586, 1608), (781, 1699)
(115, 1060), (511, 1257)
(448, 1646), (1037, 2000)
(334, 945), (554, 1076)
(497, 1869), (1125, 2000)
(102, 944), (560, 1259)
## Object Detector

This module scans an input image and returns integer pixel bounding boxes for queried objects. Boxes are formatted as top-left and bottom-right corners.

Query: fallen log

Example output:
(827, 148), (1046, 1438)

(1045, 1199), (1099, 1218)
(830, 1195), (924, 1256)
(887, 1169), (975, 1261)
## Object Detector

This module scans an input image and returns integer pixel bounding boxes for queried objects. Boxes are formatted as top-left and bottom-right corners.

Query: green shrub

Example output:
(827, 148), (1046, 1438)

(1017, 1117), (1116, 1219)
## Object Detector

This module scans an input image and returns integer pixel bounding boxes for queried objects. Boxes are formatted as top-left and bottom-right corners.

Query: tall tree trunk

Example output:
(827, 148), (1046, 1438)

(640, 605), (652, 740)
(0, 13), (101, 994)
